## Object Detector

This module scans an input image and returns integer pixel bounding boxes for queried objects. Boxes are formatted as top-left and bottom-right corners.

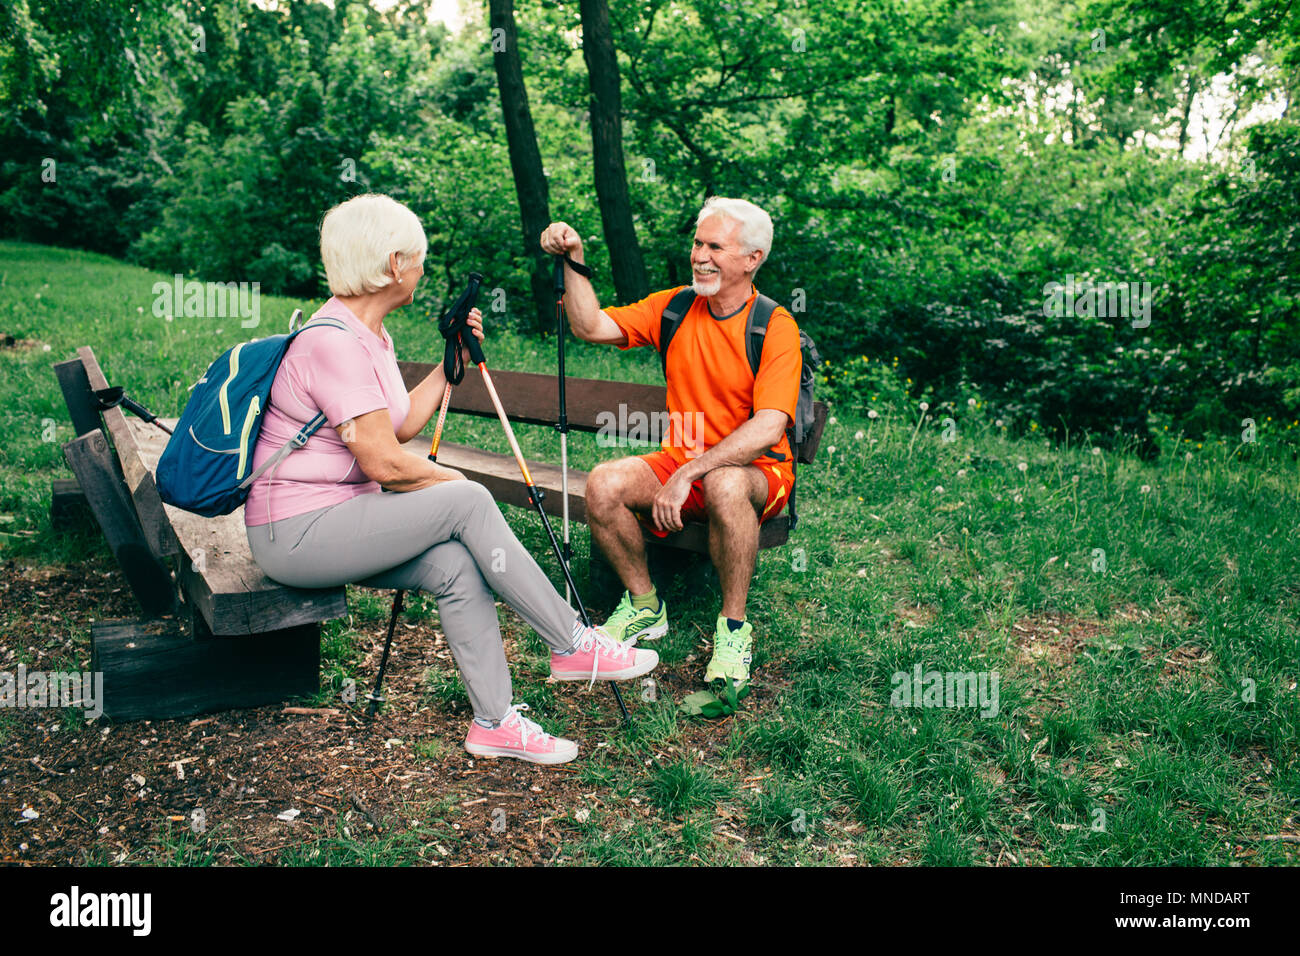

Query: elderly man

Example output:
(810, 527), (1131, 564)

(540, 197), (802, 691)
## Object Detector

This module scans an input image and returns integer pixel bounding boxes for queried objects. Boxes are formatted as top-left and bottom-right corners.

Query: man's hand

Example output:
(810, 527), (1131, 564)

(651, 471), (693, 532)
(540, 222), (583, 260)
(537, 221), (626, 346)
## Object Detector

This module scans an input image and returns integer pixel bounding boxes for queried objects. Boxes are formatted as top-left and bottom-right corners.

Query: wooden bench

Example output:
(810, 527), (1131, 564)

(53, 347), (343, 721)
(52, 348), (826, 720)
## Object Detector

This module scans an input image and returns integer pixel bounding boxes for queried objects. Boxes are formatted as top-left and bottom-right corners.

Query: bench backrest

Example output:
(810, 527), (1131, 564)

(396, 363), (828, 464)
(55, 347), (181, 558)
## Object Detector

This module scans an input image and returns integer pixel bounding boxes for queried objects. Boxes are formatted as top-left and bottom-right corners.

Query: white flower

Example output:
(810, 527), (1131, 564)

(828, 445), (836, 454)
(1091, 447), (1101, 456)
(828, 416), (838, 425)
(867, 409), (878, 419)
(1013, 494), (1023, 503)
(967, 398), (977, 408)
(136, 306), (143, 313)
(1140, 484), (1151, 494)
(956, 469), (967, 478)
(995, 419), (1004, 428)
(934, 485), (945, 494)
(1072, 475), (1080, 483)
(1017, 462), (1028, 472)
(1185, 452), (1193, 461)
(854, 430), (865, 440)
(919, 402), (930, 412)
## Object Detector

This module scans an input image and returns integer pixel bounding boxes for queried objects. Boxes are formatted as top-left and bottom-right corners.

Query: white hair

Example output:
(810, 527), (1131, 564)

(320, 194), (428, 296)
(696, 196), (773, 272)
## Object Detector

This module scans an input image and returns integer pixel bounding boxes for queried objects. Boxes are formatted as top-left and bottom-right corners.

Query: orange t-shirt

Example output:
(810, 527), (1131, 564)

(603, 286), (802, 479)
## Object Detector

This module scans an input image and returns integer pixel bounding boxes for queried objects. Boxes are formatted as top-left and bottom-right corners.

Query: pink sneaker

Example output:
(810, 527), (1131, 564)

(551, 625), (659, 687)
(463, 704), (578, 765)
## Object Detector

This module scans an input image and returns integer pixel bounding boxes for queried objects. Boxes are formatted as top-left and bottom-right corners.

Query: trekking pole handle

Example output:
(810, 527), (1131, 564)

(552, 255), (565, 296)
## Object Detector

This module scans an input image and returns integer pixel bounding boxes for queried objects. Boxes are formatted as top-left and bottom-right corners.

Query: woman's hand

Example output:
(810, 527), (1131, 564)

(459, 307), (484, 365)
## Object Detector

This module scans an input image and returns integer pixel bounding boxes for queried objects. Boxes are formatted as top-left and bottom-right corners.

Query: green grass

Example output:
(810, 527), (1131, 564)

(4, 239), (1299, 866)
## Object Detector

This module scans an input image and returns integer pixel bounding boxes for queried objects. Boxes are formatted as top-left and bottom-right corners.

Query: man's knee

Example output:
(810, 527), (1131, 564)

(702, 467), (760, 516)
(587, 460), (635, 518)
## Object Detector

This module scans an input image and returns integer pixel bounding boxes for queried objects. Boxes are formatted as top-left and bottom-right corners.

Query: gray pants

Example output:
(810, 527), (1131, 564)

(246, 480), (579, 722)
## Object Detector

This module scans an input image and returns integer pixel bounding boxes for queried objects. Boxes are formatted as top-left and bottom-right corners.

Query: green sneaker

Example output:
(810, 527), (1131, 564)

(704, 616), (754, 688)
(599, 591), (669, 643)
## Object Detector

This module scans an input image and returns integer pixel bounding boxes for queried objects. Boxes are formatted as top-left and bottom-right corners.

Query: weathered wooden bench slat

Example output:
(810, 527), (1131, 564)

(53, 357), (103, 439)
(62, 430), (176, 617)
(397, 362), (671, 435)
(74, 347), (182, 558)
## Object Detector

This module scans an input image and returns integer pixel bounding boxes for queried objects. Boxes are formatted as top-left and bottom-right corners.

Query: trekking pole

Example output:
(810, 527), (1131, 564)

(553, 256), (573, 605)
(367, 274), (482, 718)
(459, 316), (631, 725)
(94, 387), (174, 436)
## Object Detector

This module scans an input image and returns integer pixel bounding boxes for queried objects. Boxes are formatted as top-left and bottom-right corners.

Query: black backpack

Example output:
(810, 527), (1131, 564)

(657, 288), (822, 529)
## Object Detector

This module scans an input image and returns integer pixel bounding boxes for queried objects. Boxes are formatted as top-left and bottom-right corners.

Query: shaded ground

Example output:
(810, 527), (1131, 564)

(0, 557), (781, 865)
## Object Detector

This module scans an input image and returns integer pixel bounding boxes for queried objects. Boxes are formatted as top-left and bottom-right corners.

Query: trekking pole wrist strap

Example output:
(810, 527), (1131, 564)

(562, 254), (592, 280)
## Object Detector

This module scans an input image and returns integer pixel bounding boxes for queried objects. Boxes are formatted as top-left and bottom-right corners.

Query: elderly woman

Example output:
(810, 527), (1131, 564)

(244, 194), (656, 765)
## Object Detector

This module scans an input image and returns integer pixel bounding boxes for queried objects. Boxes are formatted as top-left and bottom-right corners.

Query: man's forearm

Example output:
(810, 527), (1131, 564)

(560, 260), (607, 341)
(672, 412), (787, 484)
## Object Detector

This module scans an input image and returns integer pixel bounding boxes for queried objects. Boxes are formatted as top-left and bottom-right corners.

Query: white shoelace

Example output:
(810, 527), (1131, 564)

(573, 626), (634, 688)
(499, 703), (551, 749)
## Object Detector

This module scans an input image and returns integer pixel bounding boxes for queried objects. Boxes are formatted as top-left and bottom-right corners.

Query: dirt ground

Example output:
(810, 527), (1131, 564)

(0, 557), (772, 866)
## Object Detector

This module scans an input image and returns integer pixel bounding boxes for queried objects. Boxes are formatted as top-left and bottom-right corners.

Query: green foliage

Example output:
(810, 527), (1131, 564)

(3, 0), (1299, 430)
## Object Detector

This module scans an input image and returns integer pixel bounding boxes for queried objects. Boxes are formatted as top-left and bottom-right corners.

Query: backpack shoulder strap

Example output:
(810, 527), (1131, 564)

(745, 294), (780, 377)
(658, 287), (697, 378)
(297, 315), (354, 337)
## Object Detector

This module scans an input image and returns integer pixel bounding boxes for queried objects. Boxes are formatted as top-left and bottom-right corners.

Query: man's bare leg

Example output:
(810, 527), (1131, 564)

(701, 466), (769, 621)
(584, 457), (663, 594)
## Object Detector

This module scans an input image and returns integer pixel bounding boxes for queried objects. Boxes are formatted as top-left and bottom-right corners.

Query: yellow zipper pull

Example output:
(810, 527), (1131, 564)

(236, 394), (261, 480)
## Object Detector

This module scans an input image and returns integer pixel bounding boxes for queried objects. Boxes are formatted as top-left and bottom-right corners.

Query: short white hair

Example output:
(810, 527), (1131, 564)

(696, 196), (773, 272)
(320, 194), (428, 296)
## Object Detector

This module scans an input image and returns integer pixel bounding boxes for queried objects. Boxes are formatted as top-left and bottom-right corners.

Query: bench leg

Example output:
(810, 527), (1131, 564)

(90, 613), (320, 721)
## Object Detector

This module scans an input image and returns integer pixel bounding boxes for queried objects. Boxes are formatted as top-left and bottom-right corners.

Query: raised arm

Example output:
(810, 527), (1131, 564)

(539, 221), (627, 346)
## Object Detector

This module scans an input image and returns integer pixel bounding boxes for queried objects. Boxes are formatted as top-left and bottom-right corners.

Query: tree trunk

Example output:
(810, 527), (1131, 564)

(488, 0), (554, 331)
(579, 0), (648, 303)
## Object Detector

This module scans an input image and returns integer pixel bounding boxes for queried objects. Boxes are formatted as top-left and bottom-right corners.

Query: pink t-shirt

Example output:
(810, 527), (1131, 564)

(244, 298), (411, 526)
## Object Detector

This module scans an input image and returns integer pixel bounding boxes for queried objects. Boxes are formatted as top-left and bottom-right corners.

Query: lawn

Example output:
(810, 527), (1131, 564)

(1, 239), (1297, 865)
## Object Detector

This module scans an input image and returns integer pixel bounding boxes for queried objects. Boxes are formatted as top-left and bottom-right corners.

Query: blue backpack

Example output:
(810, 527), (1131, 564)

(156, 314), (355, 517)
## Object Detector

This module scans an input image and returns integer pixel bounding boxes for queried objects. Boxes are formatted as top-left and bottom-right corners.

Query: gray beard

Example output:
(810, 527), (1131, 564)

(691, 275), (721, 297)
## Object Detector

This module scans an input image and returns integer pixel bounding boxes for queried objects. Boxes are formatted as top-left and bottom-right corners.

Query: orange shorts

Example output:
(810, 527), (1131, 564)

(637, 451), (794, 538)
